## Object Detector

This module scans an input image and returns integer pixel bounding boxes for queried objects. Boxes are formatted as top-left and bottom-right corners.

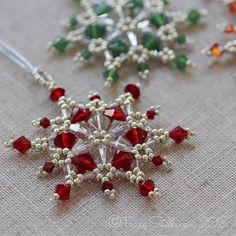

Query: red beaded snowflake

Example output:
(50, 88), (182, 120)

(5, 81), (193, 201)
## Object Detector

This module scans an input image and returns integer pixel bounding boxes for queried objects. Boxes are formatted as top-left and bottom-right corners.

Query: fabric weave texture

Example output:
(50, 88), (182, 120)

(0, 0), (236, 235)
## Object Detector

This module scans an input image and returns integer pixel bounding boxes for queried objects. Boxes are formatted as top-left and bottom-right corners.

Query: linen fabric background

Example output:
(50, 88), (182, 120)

(0, 0), (236, 235)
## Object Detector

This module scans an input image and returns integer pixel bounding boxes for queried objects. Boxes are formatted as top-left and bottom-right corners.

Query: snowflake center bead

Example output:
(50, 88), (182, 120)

(86, 99), (107, 112)
(89, 130), (112, 145)
(117, 16), (136, 31)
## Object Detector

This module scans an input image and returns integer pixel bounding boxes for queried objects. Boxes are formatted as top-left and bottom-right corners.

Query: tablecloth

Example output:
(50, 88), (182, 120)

(0, 0), (236, 235)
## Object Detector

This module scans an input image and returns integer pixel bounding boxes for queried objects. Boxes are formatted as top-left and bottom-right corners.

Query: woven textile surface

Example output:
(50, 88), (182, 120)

(0, 0), (236, 235)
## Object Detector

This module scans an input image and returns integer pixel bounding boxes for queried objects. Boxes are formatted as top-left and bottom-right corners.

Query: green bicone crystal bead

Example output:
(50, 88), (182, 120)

(137, 63), (148, 73)
(81, 49), (92, 60)
(177, 35), (186, 45)
(85, 24), (106, 39)
(126, 0), (144, 9)
(142, 33), (161, 51)
(175, 55), (188, 71)
(150, 12), (168, 28)
(188, 9), (201, 25)
(95, 3), (112, 16)
(70, 16), (79, 28)
(103, 70), (119, 83)
(52, 36), (69, 53)
(162, 0), (169, 5)
(108, 39), (129, 57)
(73, 0), (81, 4)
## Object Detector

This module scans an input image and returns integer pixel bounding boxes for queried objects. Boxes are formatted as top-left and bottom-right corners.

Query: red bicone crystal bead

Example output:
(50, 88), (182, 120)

(146, 110), (156, 120)
(40, 117), (50, 128)
(169, 126), (188, 143)
(54, 132), (77, 149)
(112, 151), (134, 171)
(43, 162), (55, 173)
(102, 181), (113, 192)
(72, 153), (96, 174)
(89, 95), (101, 101)
(50, 88), (65, 102)
(55, 184), (71, 201)
(139, 179), (155, 197)
(71, 107), (91, 124)
(104, 106), (127, 121)
(124, 84), (140, 99)
(125, 128), (147, 146)
(13, 136), (31, 154)
(152, 156), (163, 166)
(229, 1), (236, 14)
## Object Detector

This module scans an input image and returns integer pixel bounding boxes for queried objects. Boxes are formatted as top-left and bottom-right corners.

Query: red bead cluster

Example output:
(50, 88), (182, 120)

(8, 83), (192, 201)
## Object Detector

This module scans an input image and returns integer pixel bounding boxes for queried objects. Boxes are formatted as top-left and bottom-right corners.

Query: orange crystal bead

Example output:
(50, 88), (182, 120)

(210, 44), (223, 59)
(229, 1), (236, 14)
(225, 24), (235, 34)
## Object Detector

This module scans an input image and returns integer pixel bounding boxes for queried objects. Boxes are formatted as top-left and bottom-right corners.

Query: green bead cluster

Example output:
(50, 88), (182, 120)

(108, 39), (129, 57)
(81, 49), (92, 60)
(142, 34), (161, 51)
(175, 55), (188, 71)
(150, 12), (168, 28)
(188, 9), (201, 25)
(162, 0), (169, 5)
(50, 0), (205, 82)
(70, 16), (79, 28)
(177, 35), (186, 45)
(138, 63), (148, 73)
(52, 37), (69, 53)
(103, 70), (120, 83)
(73, 0), (81, 4)
(94, 3), (112, 16)
(85, 24), (106, 39)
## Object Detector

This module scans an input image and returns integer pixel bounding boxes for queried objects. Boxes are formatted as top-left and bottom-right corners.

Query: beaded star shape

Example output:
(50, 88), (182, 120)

(4, 70), (193, 202)
(48, 0), (207, 87)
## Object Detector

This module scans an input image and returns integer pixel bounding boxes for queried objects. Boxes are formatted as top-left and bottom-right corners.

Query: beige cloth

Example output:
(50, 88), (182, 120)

(0, 0), (236, 235)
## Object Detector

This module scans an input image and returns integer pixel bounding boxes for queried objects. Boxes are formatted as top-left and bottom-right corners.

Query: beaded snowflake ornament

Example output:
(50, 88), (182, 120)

(1, 41), (194, 202)
(48, 0), (207, 87)
(203, 1), (236, 59)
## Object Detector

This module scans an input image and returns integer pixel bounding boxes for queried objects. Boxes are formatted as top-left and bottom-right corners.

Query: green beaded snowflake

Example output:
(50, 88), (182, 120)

(48, 0), (207, 86)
